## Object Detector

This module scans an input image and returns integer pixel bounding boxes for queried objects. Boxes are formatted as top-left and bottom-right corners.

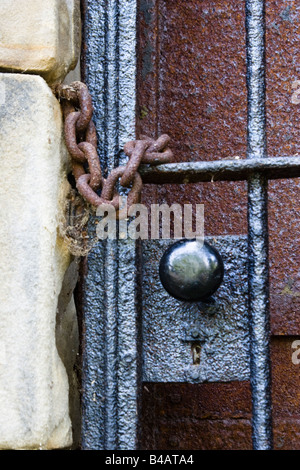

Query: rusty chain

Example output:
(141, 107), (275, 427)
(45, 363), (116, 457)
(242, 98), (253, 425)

(55, 81), (173, 219)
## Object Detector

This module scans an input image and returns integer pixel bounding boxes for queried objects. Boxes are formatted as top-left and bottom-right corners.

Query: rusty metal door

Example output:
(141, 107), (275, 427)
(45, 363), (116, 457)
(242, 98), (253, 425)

(79, 0), (300, 450)
(137, 0), (300, 450)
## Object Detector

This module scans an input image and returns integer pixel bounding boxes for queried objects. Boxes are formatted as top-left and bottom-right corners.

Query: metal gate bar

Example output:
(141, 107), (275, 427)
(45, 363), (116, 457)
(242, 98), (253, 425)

(246, 0), (272, 450)
(140, 155), (300, 183)
(81, 0), (140, 450)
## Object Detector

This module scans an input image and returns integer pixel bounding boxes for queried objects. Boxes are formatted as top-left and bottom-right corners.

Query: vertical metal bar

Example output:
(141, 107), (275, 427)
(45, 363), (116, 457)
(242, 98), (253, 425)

(81, 0), (140, 450)
(102, 0), (120, 450)
(80, 1), (108, 450)
(117, 0), (142, 451)
(245, 0), (273, 450)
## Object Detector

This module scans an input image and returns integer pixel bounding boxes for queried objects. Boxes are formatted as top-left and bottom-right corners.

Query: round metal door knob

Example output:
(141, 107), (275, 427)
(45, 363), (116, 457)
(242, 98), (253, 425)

(159, 239), (224, 302)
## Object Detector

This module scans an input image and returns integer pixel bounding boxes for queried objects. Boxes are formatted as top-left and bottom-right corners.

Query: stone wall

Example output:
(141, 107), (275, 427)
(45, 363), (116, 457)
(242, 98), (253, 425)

(0, 1), (81, 449)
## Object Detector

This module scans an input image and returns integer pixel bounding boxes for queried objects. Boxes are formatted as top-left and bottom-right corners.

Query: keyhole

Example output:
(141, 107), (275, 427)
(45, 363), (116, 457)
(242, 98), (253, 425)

(192, 342), (201, 365)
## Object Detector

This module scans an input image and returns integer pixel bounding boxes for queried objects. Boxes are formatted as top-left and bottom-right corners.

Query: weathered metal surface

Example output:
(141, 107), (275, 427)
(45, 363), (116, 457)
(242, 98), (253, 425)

(78, 0), (300, 452)
(58, 81), (173, 213)
(248, 174), (272, 449)
(137, 0), (249, 240)
(140, 382), (253, 450)
(140, 155), (300, 184)
(246, 0), (273, 450)
(137, 0), (247, 163)
(80, 0), (141, 450)
(137, 0), (300, 451)
(137, 0), (300, 335)
(269, 177), (300, 336)
(57, 81), (103, 205)
(266, 0), (300, 337)
(142, 236), (250, 383)
(141, 338), (300, 450)
(266, 1), (300, 158)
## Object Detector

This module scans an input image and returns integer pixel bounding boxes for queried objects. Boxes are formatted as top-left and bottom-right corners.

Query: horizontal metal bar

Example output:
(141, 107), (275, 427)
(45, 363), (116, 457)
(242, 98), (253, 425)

(139, 155), (300, 184)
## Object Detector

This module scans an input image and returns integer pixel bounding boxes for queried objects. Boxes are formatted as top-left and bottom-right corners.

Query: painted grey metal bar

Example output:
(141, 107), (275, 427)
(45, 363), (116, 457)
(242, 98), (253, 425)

(139, 155), (300, 184)
(81, 0), (140, 450)
(245, 0), (273, 450)
(79, 0), (275, 452)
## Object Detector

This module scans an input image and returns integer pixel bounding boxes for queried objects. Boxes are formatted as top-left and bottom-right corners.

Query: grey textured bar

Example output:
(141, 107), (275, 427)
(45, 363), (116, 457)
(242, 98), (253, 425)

(80, 2), (107, 450)
(81, 0), (140, 450)
(81, 0), (118, 450)
(246, 0), (273, 450)
(139, 155), (300, 184)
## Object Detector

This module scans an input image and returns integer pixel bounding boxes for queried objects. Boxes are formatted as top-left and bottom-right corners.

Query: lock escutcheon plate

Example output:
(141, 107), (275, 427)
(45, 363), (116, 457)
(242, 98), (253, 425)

(142, 235), (250, 383)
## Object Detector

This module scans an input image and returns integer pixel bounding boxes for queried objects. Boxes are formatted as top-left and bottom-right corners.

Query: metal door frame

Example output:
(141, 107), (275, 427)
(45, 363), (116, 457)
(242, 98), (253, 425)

(80, 0), (141, 450)
(80, 0), (300, 450)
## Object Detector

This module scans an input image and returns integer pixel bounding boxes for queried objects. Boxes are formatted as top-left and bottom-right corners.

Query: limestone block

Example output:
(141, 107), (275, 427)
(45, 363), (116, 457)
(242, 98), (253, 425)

(0, 73), (72, 449)
(0, 0), (80, 84)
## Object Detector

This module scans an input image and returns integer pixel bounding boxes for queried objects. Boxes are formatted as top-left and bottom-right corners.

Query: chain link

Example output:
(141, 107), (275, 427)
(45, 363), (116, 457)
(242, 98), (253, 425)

(55, 81), (173, 219)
